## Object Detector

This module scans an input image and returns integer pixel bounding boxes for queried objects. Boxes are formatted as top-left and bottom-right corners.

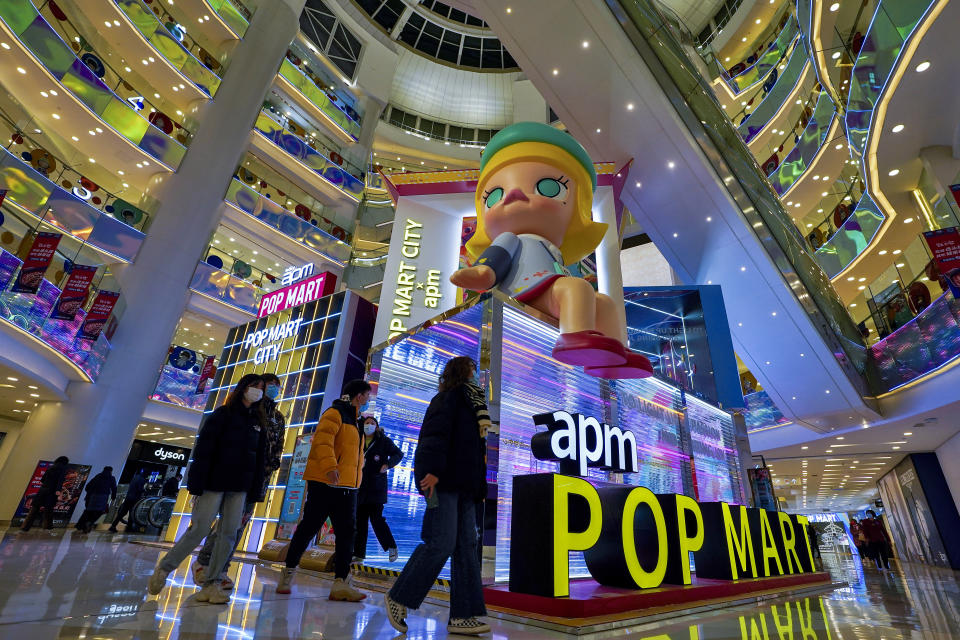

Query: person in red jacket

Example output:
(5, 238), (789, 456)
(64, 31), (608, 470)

(861, 510), (892, 570)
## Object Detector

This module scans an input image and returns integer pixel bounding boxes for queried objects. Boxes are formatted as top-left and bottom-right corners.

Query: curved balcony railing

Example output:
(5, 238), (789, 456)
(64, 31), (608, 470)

(149, 345), (216, 411)
(768, 91), (837, 196)
(814, 193), (884, 279)
(0, 250), (113, 380)
(0, 0), (186, 169)
(206, 0), (251, 39)
(846, 0), (939, 156)
(737, 42), (810, 143)
(188, 260), (262, 315)
(223, 179), (352, 267)
(868, 292), (960, 392)
(724, 18), (799, 94)
(278, 59), (361, 141)
(0, 146), (146, 262)
(253, 111), (364, 203)
(114, 0), (221, 97)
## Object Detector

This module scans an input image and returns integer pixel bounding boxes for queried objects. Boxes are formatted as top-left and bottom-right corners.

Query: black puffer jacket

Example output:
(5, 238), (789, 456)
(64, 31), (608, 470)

(413, 385), (487, 502)
(187, 403), (265, 497)
(359, 431), (403, 505)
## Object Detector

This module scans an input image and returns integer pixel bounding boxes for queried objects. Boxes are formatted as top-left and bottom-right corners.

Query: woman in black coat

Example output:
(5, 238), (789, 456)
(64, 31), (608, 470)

(385, 356), (490, 635)
(146, 374), (266, 604)
(353, 416), (403, 562)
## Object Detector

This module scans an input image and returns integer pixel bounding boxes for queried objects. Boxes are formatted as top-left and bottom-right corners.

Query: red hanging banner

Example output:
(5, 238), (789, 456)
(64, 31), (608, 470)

(12, 232), (61, 294)
(50, 264), (97, 321)
(923, 227), (960, 298)
(196, 355), (217, 394)
(79, 290), (120, 341)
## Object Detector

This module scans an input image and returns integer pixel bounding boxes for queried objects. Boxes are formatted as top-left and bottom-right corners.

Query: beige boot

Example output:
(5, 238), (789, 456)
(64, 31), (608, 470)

(329, 577), (366, 602)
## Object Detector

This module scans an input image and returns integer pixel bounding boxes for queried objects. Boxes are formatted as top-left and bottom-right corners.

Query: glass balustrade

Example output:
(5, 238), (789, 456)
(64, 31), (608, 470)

(253, 111), (364, 202)
(206, 0), (251, 38)
(149, 349), (215, 410)
(724, 18), (799, 94)
(742, 390), (791, 431)
(0, 146), (145, 262)
(0, 0), (186, 168)
(768, 91), (837, 195)
(114, 0), (221, 97)
(188, 260), (262, 315)
(814, 193), (884, 278)
(846, 1), (938, 156)
(737, 41), (810, 143)
(223, 178), (352, 266)
(0, 248), (114, 379)
(277, 59), (361, 140)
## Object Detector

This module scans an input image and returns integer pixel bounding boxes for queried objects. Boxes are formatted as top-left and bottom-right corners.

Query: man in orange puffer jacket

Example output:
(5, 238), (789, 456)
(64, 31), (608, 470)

(277, 380), (371, 600)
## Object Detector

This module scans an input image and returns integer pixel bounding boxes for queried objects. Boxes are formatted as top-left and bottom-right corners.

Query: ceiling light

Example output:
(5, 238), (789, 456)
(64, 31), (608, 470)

(915, 61), (930, 72)
(16, 67), (26, 74)
(904, 432), (912, 436)
(581, 40), (590, 49)
(879, 250), (888, 255)
(888, 169), (900, 177)
(831, 52), (841, 59)
(904, 218), (913, 224)
(667, 161), (675, 168)
(552, 68), (559, 75)
(891, 124), (904, 133)
(829, 2), (839, 10)
(627, 103), (635, 111)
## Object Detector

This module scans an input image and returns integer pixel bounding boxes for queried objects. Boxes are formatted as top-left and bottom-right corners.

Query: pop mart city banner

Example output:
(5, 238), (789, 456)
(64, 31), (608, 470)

(510, 411), (818, 597)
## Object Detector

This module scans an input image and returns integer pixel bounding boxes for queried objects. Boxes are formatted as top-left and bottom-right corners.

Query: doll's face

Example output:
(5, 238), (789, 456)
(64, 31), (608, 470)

(480, 161), (576, 248)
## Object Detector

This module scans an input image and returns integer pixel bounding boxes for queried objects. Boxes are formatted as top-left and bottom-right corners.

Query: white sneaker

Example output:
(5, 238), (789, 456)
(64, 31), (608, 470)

(276, 567), (295, 594)
(384, 592), (408, 633)
(388, 547), (398, 562)
(196, 583), (230, 604)
(191, 561), (206, 586)
(219, 572), (234, 591)
(447, 618), (491, 635)
(147, 566), (171, 595)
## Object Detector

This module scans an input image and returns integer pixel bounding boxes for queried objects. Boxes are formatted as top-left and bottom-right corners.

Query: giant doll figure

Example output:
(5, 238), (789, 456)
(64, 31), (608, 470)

(451, 122), (653, 379)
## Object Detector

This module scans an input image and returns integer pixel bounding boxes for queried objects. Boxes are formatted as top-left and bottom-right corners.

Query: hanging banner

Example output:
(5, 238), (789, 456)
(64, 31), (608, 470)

(196, 355), (217, 394)
(949, 184), (960, 210)
(12, 232), (61, 294)
(50, 264), (97, 321)
(79, 289), (120, 341)
(277, 434), (312, 539)
(923, 227), (960, 298)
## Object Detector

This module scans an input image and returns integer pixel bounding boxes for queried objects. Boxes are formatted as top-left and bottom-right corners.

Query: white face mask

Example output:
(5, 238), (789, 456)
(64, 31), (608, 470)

(244, 387), (264, 403)
(364, 423), (376, 436)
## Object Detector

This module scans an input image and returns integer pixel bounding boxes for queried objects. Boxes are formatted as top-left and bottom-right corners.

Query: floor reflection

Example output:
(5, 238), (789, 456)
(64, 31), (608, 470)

(0, 528), (958, 638)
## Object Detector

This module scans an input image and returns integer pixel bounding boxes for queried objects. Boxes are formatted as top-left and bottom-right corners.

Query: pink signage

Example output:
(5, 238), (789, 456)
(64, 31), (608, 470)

(257, 271), (336, 317)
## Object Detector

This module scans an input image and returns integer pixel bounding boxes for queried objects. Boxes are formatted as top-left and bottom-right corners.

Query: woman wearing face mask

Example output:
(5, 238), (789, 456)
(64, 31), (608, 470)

(353, 416), (404, 563)
(191, 374), (287, 589)
(277, 379), (372, 600)
(148, 374), (266, 604)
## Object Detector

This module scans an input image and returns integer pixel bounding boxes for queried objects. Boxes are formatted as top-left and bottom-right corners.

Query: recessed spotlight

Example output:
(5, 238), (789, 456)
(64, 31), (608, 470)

(596, 128), (601, 133)
(829, 2), (839, 10)
(626, 103), (635, 111)
(667, 161), (675, 168)
(904, 218), (913, 224)
(581, 40), (590, 49)
(915, 61), (930, 72)
(891, 124), (904, 133)
(888, 169), (900, 177)
(879, 250), (888, 255)
(831, 51), (841, 59)
(552, 68), (559, 76)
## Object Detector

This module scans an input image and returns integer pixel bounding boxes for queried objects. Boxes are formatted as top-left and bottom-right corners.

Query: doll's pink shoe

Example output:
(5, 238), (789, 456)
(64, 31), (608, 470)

(585, 350), (655, 379)
(552, 330), (627, 367)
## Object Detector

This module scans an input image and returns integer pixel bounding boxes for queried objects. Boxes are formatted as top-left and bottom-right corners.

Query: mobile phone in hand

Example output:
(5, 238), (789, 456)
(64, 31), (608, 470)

(425, 490), (439, 509)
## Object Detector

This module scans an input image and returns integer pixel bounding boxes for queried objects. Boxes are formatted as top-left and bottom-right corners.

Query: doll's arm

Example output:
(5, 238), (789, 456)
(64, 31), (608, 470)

(475, 232), (520, 284)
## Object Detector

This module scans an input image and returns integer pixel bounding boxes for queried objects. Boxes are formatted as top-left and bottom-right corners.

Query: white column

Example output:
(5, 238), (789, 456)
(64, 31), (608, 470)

(0, 0), (306, 521)
(593, 187), (627, 337)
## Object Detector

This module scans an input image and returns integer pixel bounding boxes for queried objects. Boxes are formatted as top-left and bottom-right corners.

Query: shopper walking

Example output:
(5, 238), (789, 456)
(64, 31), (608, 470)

(75, 466), (117, 533)
(162, 472), (182, 498)
(277, 379), (371, 601)
(353, 416), (403, 563)
(861, 510), (892, 570)
(147, 374), (266, 604)
(192, 373), (286, 590)
(108, 469), (147, 533)
(849, 518), (868, 558)
(21, 455), (70, 531)
(385, 356), (490, 636)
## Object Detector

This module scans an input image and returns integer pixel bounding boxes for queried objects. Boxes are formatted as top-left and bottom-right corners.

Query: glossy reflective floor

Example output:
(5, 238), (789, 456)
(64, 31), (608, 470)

(0, 528), (958, 638)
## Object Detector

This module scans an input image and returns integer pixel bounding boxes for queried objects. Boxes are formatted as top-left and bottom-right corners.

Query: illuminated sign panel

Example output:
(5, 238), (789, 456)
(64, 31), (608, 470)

(257, 265), (335, 317)
(532, 411), (639, 476)
(388, 218), (444, 338)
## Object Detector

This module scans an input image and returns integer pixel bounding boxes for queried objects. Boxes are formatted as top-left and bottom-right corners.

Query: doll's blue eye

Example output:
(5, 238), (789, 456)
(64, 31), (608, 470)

(536, 178), (565, 199)
(484, 187), (503, 208)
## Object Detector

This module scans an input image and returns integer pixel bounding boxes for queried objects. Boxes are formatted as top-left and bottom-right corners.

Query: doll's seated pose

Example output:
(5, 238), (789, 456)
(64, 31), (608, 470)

(450, 122), (652, 379)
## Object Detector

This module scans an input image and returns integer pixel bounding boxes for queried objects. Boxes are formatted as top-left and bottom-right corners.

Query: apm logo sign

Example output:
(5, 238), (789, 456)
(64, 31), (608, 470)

(531, 410), (639, 476)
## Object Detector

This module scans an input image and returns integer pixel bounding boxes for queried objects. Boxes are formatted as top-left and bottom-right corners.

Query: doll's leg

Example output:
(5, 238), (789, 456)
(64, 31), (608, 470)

(531, 278), (627, 366)
(595, 292), (627, 344)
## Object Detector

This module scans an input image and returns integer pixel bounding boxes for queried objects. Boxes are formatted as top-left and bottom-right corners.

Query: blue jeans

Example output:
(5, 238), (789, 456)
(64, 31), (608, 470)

(388, 491), (486, 620)
(196, 502), (255, 573)
(159, 491), (246, 586)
